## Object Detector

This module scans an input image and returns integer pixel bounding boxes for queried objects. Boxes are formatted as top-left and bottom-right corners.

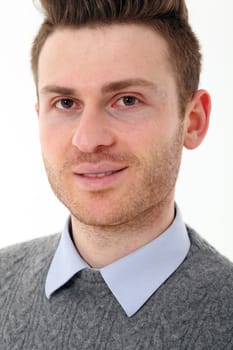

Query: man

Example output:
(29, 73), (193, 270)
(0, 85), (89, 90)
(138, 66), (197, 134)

(0, 0), (232, 349)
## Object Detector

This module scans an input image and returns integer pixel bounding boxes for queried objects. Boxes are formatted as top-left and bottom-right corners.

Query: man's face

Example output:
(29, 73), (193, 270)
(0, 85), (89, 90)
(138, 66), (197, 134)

(37, 24), (186, 226)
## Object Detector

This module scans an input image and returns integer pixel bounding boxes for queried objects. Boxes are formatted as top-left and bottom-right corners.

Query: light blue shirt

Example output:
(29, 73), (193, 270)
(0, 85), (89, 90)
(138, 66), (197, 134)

(45, 207), (190, 317)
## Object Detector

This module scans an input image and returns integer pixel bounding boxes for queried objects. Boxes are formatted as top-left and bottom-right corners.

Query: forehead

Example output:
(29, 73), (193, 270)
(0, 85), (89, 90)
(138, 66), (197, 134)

(38, 23), (173, 91)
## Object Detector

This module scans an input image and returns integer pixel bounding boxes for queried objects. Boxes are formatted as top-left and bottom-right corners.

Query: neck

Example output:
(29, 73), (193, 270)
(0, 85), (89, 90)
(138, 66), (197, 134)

(71, 200), (175, 268)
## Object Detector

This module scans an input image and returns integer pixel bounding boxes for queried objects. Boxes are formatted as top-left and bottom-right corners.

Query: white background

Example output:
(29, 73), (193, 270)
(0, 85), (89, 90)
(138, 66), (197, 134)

(0, 1), (232, 260)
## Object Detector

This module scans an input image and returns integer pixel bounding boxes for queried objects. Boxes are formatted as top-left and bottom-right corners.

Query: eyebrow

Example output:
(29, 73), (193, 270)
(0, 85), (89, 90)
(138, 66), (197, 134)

(101, 78), (160, 93)
(39, 78), (161, 96)
(40, 85), (76, 96)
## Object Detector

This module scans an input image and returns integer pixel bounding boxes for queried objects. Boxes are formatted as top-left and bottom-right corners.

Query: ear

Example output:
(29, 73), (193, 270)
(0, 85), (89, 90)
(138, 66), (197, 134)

(183, 89), (211, 150)
(35, 102), (39, 117)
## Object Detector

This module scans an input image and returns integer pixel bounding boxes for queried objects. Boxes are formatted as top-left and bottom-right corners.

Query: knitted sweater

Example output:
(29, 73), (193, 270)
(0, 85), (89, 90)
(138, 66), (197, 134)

(0, 227), (233, 350)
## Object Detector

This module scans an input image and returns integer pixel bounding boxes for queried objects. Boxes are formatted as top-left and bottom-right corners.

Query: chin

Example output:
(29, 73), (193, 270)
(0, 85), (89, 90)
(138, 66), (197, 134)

(70, 208), (126, 227)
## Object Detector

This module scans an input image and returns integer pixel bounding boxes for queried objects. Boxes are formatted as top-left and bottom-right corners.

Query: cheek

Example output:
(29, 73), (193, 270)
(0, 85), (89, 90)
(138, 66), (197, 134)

(39, 122), (71, 162)
(127, 121), (164, 151)
(129, 119), (182, 163)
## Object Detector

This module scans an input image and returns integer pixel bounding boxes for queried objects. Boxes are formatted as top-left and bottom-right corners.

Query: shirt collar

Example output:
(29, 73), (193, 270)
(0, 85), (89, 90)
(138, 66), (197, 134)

(45, 206), (190, 317)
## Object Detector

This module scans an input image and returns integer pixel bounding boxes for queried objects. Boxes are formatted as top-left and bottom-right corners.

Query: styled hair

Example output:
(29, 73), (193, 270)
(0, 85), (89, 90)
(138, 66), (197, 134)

(31, 0), (201, 112)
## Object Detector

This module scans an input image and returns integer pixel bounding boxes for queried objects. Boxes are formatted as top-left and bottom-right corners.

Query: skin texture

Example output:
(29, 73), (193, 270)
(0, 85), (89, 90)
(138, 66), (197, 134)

(36, 24), (211, 267)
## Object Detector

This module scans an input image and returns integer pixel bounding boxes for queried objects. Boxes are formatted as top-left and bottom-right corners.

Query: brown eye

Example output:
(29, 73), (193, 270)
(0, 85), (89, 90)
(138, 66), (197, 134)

(115, 95), (140, 108)
(122, 96), (138, 105)
(56, 98), (75, 109)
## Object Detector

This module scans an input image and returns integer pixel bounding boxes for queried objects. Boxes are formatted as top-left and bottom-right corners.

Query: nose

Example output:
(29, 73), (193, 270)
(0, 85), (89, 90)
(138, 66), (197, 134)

(72, 106), (116, 153)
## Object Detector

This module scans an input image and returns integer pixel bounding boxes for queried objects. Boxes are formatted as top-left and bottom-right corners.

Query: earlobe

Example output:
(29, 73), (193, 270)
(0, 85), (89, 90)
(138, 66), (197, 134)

(183, 89), (211, 150)
(35, 102), (39, 117)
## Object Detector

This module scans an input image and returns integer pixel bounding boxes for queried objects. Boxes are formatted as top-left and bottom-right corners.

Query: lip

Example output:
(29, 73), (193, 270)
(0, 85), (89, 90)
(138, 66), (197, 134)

(75, 162), (126, 175)
(73, 163), (128, 190)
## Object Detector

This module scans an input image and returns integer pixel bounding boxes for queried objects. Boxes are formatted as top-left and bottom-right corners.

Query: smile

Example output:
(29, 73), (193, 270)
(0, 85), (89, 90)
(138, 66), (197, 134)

(74, 167), (127, 190)
(81, 170), (119, 178)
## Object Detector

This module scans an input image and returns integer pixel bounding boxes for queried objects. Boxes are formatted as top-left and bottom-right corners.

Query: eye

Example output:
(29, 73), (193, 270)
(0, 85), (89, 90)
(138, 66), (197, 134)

(116, 95), (140, 107)
(55, 98), (76, 110)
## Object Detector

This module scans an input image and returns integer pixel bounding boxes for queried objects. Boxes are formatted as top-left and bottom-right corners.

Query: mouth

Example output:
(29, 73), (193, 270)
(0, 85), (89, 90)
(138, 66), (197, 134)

(74, 167), (128, 189)
(79, 169), (125, 178)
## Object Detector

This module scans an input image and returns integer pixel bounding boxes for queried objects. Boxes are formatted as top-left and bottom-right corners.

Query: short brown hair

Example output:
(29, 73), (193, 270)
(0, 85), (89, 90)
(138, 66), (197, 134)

(31, 0), (201, 112)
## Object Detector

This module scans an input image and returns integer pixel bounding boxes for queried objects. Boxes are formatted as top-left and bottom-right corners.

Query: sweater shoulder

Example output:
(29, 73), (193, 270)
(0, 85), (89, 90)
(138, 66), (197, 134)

(0, 233), (60, 280)
(187, 225), (233, 265)
(185, 225), (233, 289)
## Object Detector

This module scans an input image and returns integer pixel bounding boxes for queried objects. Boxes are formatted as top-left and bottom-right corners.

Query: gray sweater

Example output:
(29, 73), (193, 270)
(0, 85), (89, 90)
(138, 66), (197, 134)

(0, 227), (233, 349)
